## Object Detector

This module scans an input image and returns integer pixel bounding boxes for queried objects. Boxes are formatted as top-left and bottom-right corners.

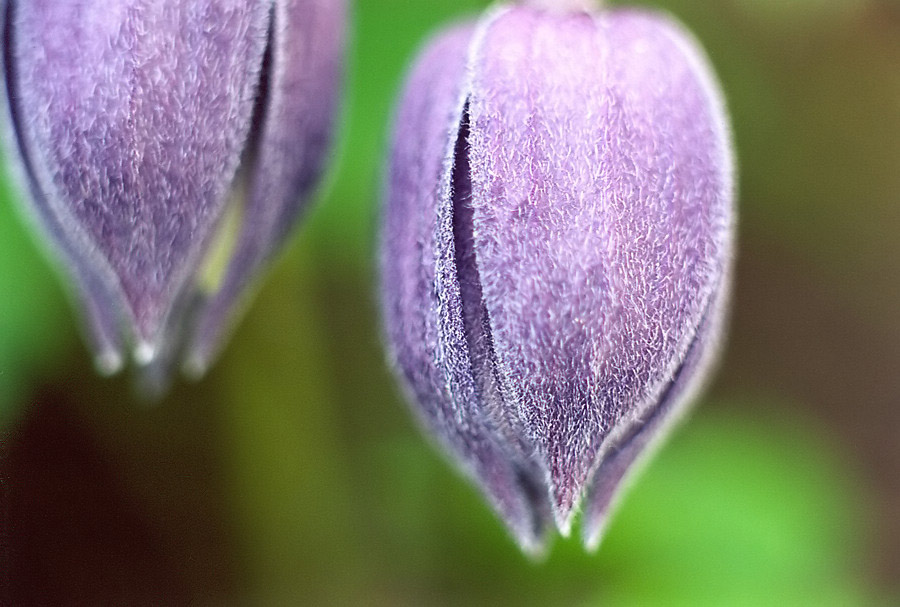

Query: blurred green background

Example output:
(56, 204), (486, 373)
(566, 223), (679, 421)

(1, 0), (899, 604)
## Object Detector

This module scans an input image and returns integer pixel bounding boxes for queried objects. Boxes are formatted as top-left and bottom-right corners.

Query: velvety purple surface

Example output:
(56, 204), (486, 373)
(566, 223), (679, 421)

(581, 275), (731, 549)
(186, 0), (346, 374)
(382, 24), (550, 552)
(1, 0), (344, 376)
(0, 0), (128, 371)
(381, 4), (734, 551)
(10, 0), (271, 350)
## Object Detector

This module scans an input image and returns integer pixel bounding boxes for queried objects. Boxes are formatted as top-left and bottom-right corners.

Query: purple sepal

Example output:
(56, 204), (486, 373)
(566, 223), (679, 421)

(381, 4), (735, 551)
(1, 0), (344, 379)
(382, 24), (552, 553)
(185, 0), (346, 375)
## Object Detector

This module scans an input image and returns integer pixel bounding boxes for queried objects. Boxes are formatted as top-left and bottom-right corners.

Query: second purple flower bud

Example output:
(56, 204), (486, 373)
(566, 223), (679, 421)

(1, 0), (345, 379)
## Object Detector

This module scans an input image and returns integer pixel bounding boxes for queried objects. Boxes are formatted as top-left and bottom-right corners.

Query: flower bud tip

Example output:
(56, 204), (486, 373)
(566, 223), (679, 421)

(134, 342), (157, 366)
(583, 522), (605, 553)
(181, 353), (210, 382)
(94, 351), (124, 377)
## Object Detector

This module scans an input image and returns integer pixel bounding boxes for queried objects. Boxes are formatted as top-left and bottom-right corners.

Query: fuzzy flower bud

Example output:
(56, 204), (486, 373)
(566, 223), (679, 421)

(0, 0), (344, 378)
(380, 4), (735, 553)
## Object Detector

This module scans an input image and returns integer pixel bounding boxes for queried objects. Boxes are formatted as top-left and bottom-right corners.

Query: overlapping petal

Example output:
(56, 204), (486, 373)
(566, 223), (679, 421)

(0, 0), (344, 379)
(381, 4), (735, 551)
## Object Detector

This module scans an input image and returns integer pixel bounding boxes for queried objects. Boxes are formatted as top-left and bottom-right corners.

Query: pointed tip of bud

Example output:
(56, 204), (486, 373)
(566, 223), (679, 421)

(134, 341), (157, 366)
(93, 350), (124, 376)
(545, 439), (593, 537)
(504, 500), (553, 558)
(550, 473), (583, 537)
(181, 351), (210, 381)
(516, 532), (551, 560)
(582, 516), (608, 553)
(550, 488), (578, 538)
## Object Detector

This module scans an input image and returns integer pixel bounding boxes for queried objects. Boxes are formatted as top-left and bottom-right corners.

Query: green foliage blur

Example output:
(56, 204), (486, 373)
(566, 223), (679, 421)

(1, 0), (898, 604)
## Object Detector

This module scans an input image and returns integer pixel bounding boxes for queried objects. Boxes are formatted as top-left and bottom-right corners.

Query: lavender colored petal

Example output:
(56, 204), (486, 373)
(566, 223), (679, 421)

(582, 270), (731, 550)
(10, 0), (272, 358)
(1, 0), (126, 372)
(186, 0), (346, 374)
(381, 24), (550, 553)
(467, 8), (733, 529)
(580, 14), (736, 548)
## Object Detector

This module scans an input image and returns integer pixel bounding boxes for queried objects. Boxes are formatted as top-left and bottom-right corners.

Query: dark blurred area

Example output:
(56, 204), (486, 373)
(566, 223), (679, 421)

(1, 0), (899, 604)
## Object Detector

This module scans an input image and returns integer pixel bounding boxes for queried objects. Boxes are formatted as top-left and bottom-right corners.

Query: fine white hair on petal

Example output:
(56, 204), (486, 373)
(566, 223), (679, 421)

(381, 18), (556, 553)
(7, 0), (273, 362)
(381, 1), (735, 552)
(185, 0), (347, 376)
(2, 0), (345, 384)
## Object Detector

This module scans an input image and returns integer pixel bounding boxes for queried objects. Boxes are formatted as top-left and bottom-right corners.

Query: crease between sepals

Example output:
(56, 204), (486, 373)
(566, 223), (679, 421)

(381, 21), (551, 554)
(381, 3), (735, 553)
(0, 0), (344, 384)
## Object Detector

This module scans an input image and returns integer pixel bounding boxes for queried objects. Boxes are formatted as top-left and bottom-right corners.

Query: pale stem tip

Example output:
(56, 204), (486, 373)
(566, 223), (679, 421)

(520, 0), (601, 12)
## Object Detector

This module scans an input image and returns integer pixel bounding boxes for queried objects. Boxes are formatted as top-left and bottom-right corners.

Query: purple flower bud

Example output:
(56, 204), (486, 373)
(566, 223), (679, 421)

(0, 0), (344, 377)
(380, 4), (735, 553)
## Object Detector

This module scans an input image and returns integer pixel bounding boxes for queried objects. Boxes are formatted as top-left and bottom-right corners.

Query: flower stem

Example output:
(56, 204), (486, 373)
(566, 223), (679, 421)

(520, 0), (601, 12)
